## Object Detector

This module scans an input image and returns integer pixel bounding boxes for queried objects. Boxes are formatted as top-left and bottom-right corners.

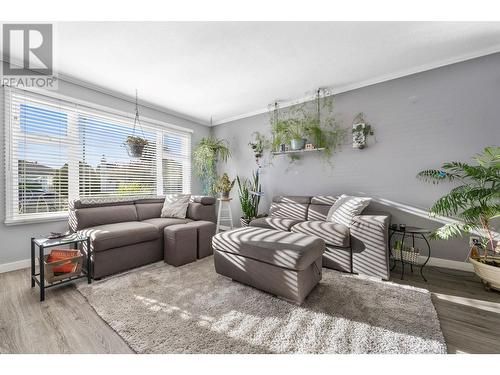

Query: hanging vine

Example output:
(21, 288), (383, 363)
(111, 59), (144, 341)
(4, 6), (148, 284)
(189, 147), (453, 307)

(268, 88), (347, 162)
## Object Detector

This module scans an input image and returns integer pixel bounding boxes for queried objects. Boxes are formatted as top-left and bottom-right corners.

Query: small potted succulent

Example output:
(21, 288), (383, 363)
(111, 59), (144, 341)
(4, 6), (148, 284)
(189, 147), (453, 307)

(124, 136), (149, 158)
(214, 173), (235, 199)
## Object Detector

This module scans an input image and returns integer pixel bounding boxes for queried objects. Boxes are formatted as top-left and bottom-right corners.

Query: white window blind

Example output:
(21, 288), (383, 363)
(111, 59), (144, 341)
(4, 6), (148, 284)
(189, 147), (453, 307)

(4, 87), (192, 224)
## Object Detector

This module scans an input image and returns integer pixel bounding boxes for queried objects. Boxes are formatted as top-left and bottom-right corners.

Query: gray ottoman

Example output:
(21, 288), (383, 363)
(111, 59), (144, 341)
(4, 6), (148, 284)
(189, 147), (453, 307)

(164, 224), (197, 266)
(212, 227), (325, 304)
(184, 220), (216, 259)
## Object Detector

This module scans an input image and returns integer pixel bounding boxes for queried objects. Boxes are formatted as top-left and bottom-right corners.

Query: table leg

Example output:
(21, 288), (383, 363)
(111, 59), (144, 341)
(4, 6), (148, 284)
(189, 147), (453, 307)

(410, 234), (415, 273)
(400, 232), (406, 280)
(31, 238), (35, 288)
(388, 231), (396, 271)
(39, 246), (45, 302)
(86, 238), (92, 284)
(420, 234), (431, 282)
(216, 201), (222, 233)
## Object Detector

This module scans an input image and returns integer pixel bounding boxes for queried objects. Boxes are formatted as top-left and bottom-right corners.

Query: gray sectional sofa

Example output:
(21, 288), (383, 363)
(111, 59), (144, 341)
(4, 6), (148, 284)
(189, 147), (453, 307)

(250, 195), (391, 280)
(69, 196), (216, 278)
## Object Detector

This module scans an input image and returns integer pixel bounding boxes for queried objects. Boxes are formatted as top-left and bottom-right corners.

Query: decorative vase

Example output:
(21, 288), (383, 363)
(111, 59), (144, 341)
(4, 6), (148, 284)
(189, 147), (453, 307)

(220, 191), (230, 199)
(240, 217), (251, 227)
(469, 256), (500, 291)
(290, 138), (306, 150)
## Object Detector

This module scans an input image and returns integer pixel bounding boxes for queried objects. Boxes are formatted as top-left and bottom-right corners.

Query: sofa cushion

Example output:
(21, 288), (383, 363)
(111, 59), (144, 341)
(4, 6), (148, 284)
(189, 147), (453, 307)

(141, 217), (192, 231)
(161, 194), (191, 218)
(327, 194), (371, 226)
(250, 217), (304, 231)
(187, 202), (217, 223)
(212, 227), (325, 271)
(307, 204), (332, 221)
(81, 221), (161, 252)
(135, 202), (163, 220)
(269, 203), (308, 220)
(74, 204), (138, 231)
(272, 196), (311, 204)
(291, 221), (350, 248)
(310, 196), (338, 205)
(191, 196), (216, 205)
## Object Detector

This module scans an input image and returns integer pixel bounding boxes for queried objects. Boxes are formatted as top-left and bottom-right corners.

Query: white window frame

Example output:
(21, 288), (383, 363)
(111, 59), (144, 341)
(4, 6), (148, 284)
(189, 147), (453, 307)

(4, 87), (193, 225)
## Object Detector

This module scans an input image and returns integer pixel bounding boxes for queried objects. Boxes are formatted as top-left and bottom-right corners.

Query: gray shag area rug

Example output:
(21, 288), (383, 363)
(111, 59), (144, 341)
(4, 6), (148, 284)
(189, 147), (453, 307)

(77, 257), (447, 354)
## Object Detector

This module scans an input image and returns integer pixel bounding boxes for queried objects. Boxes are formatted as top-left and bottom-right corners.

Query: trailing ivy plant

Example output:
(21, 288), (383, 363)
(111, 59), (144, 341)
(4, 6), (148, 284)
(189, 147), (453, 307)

(192, 136), (231, 196)
(269, 89), (346, 162)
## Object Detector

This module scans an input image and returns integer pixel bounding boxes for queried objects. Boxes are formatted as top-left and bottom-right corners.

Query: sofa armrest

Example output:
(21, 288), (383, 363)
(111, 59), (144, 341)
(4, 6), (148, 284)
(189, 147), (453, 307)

(349, 214), (390, 280)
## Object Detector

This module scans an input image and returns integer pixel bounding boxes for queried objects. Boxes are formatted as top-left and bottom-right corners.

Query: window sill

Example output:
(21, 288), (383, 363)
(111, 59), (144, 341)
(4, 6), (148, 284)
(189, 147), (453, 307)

(4, 213), (69, 226)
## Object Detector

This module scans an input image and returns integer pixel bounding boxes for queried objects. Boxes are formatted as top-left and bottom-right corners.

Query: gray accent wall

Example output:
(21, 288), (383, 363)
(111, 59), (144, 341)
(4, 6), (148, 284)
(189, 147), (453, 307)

(0, 79), (210, 267)
(213, 53), (500, 262)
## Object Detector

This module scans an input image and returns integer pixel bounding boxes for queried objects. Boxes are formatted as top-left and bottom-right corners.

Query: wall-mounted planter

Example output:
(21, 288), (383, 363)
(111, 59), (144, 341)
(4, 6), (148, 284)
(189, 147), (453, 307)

(290, 138), (306, 150)
(352, 113), (374, 149)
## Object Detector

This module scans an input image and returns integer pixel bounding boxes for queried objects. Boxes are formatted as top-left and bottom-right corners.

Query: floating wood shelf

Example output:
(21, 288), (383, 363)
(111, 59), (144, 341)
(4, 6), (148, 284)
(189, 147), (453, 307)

(271, 147), (325, 156)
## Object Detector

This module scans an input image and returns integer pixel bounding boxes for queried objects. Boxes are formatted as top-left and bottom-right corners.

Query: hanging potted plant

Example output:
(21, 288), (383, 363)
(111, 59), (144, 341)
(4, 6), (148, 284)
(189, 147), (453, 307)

(124, 90), (148, 158)
(214, 173), (235, 199)
(236, 171), (263, 227)
(417, 146), (500, 290)
(125, 135), (149, 158)
(248, 131), (270, 165)
(352, 113), (374, 149)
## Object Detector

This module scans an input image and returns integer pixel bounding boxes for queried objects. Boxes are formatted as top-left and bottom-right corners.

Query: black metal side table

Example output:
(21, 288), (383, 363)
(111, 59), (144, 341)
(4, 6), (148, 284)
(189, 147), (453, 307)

(388, 226), (432, 282)
(31, 233), (91, 301)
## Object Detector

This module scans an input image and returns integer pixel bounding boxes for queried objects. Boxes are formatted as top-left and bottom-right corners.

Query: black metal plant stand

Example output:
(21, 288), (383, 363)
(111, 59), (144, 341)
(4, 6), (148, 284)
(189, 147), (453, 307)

(31, 233), (91, 301)
(388, 226), (431, 282)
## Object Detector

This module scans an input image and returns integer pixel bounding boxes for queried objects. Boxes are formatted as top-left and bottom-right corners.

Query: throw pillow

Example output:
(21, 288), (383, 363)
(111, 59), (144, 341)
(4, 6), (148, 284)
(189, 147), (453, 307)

(161, 194), (191, 219)
(326, 194), (371, 226)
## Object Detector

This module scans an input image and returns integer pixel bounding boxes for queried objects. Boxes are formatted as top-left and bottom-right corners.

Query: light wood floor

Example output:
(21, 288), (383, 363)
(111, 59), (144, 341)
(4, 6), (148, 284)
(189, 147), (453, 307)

(1, 263), (499, 354)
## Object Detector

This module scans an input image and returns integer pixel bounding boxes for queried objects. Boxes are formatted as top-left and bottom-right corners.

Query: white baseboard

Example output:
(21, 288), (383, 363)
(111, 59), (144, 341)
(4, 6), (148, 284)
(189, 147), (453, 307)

(418, 255), (473, 272)
(1, 255), (474, 274)
(0, 258), (36, 274)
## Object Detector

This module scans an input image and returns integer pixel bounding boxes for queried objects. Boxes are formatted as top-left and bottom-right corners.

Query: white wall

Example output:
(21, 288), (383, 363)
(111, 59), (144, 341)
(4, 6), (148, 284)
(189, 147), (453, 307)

(212, 53), (500, 262)
(0, 79), (210, 268)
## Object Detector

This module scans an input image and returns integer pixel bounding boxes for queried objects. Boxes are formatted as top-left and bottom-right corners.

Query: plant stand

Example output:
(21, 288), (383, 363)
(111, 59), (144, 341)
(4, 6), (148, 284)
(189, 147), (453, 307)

(216, 198), (234, 234)
(388, 226), (431, 282)
(31, 233), (91, 302)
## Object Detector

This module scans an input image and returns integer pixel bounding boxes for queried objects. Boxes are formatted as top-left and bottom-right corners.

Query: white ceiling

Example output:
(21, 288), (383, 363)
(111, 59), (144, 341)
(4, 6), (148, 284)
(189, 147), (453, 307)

(10, 22), (500, 125)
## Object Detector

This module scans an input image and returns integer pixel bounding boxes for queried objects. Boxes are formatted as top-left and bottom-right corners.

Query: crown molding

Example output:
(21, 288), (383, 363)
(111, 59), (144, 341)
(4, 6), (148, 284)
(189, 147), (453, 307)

(211, 45), (500, 126)
(0, 56), (210, 126)
(56, 72), (210, 126)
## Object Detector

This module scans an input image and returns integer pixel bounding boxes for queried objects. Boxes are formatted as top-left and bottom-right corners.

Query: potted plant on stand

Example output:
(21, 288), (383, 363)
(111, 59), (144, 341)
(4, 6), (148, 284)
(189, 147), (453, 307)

(417, 146), (500, 290)
(236, 171), (263, 227)
(214, 173), (235, 199)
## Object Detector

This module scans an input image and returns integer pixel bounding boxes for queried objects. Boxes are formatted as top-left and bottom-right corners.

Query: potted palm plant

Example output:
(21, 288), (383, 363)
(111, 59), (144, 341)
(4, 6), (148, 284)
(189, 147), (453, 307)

(236, 171), (263, 227)
(214, 173), (235, 199)
(417, 146), (500, 290)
